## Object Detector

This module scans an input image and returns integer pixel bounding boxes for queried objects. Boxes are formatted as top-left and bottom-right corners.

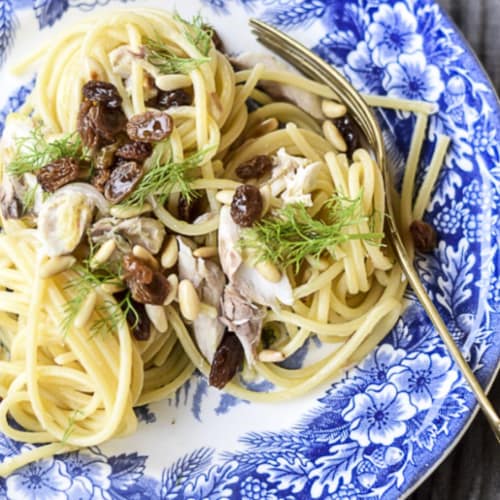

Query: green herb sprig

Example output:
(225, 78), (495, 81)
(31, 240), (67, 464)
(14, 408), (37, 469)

(62, 243), (137, 338)
(175, 13), (213, 57)
(240, 194), (384, 272)
(121, 145), (213, 207)
(91, 292), (139, 337)
(145, 14), (213, 75)
(7, 126), (88, 177)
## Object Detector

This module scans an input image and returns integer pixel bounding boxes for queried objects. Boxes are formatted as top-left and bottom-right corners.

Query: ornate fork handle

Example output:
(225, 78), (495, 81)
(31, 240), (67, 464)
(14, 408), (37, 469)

(249, 18), (500, 442)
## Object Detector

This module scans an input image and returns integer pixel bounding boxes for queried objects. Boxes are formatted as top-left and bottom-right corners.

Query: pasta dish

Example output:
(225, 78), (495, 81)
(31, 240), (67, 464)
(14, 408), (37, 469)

(0, 8), (449, 475)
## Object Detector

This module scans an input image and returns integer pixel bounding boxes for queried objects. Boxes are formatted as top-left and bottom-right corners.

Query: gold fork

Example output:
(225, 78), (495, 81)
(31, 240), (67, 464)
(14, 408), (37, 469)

(248, 18), (500, 442)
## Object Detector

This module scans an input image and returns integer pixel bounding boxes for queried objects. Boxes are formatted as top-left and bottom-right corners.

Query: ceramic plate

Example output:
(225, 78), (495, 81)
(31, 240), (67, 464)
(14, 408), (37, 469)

(0, 1), (499, 499)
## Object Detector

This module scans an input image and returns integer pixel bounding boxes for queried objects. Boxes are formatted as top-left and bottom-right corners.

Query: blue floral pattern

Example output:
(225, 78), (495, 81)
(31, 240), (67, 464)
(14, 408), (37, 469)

(0, 1), (499, 499)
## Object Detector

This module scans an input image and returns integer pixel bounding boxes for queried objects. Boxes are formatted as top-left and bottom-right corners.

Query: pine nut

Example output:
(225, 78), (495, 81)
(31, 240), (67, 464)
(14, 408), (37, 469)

(258, 349), (285, 362)
(178, 279), (200, 321)
(145, 304), (168, 333)
(199, 302), (218, 319)
(110, 203), (152, 219)
(164, 274), (178, 305)
(90, 240), (116, 268)
(161, 236), (178, 269)
(100, 283), (125, 294)
(248, 117), (279, 139)
(321, 99), (347, 119)
(323, 120), (347, 152)
(40, 256), (76, 279)
(215, 190), (235, 205)
(133, 245), (159, 269)
(193, 246), (217, 259)
(256, 260), (282, 283)
(74, 290), (97, 329)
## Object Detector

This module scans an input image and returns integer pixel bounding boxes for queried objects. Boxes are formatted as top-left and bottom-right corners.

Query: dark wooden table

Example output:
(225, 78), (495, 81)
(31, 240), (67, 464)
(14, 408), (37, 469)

(409, 1), (500, 499)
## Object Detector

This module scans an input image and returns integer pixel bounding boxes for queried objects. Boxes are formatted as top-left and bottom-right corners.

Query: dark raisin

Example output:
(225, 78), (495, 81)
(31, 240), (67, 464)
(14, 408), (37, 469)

(78, 100), (127, 150)
(209, 331), (244, 389)
(114, 291), (152, 340)
(103, 161), (143, 204)
(210, 28), (225, 53)
(177, 194), (202, 223)
(410, 220), (437, 253)
(91, 168), (111, 192)
(333, 114), (359, 156)
(128, 301), (151, 341)
(230, 184), (263, 227)
(82, 80), (122, 109)
(126, 111), (173, 143)
(115, 141), (153, 161)
(122, 254), (170, 305)
(36, 158), (81, 192)
(147, 89), (192, 110)
(235, 155), (273, 180)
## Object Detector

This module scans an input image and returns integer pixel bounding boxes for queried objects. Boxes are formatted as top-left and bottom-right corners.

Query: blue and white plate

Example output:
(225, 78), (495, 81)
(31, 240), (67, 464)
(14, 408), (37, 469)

(1, 1), (499, 499)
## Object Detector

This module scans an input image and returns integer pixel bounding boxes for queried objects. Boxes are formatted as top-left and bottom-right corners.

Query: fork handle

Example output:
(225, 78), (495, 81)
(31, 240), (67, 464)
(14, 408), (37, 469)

(387, 225), (500, 443)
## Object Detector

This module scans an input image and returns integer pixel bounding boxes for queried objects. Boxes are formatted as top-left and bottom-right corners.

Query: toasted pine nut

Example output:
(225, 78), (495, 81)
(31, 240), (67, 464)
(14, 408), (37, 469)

(110, 203), (152, 219)
(199, 302), (218, 319)
(321, 99), (347, 119)
(178, 279), (200, 321)
(74, 290), (97, 329)
(145, 304), (168, 333)
(193, 246), (217, 259)
(133, 245), (159, 269)
(161, 236), (178, 269)
(164, 274), (179, 305)
(90, 240), (116, 268)
(248, 117), (279, 139)
(100, 283), (125, 294)
(260, 184), (271, 216)
(256, 260), (282, 283)
(215, 190), (235, 205)
(40, 256), (76, 279)
(323, 120), (347, 152)
(258, 349), (285, 363)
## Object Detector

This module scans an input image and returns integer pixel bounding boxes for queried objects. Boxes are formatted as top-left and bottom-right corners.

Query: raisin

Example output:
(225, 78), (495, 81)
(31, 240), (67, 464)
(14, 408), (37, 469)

(36, 158), (81, 192)
(147, 89), (192, 110)
(122, 254), (170, 305)
(115, 141), (153, 161)
(103, 161), (143, 204)
(78, 100), (127, 150)
(410, 220), (437, 253)
(230, 184), (263, 227)
(209, 331), (244, 389)
(126, 111), (173, 143)
(333, 114), (360, 156)
(235, 155), (273, 180)
(210, 28), (225, 53)
(82, 80), (122, 109)
(177, 194), (202, 223)
(128, 301), (151, 341)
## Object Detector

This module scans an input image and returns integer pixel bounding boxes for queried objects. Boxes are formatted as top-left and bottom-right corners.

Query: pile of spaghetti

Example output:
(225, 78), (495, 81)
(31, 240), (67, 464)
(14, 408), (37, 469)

(0, 8), (449, 474)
